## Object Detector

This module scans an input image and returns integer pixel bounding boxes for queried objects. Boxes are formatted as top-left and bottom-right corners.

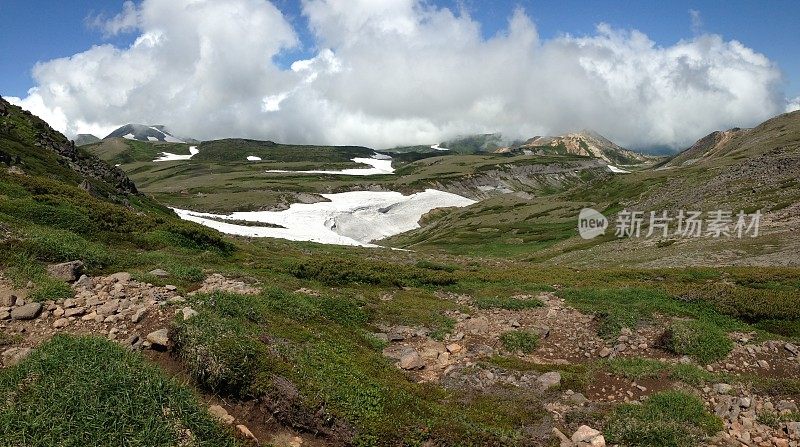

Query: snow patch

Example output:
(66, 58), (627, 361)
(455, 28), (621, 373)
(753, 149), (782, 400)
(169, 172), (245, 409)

(173, 189), (476, 247)
(122, 133), (136, 140)
(431, 143), (450, 151)
(154, 146), (199, 162)
(247, 156), (262, 161)
(266, 153), (394, 176)
(607, 165), (630, 174)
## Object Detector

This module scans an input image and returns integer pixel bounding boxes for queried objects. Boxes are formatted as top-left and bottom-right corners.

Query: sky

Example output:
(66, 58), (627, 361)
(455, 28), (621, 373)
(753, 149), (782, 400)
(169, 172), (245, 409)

(1, 0), (799, 151)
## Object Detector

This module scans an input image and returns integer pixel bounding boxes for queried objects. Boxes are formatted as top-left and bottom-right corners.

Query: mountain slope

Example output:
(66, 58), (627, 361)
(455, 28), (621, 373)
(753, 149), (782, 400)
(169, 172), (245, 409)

(74, 134), (100, 146)
(517, 130), (649, 165)
(105, 124), (187, 143)
(0, 96), (137, 199)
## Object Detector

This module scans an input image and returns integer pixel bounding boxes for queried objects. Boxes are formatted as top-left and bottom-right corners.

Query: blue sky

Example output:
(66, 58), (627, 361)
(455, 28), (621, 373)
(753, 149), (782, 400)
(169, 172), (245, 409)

(2, 0), (798, 98)
(2, 0), (798, 149)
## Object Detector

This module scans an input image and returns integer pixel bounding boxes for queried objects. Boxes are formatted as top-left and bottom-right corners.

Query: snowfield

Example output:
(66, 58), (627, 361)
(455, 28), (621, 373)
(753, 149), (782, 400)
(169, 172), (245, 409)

(173, 189), (476, 247)
(154, 146), (199, 162)
(607, 165), (631, 173)
(266, 153), (394, 176)
(431, 143), (450, 151)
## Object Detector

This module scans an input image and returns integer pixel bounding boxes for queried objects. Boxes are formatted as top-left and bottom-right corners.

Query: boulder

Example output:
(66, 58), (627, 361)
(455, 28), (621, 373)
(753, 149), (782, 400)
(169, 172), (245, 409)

(0, 291), (16, 307)
(96, 300), (120, 316)
(208, 405), (235, 425)
(46, 261), (84, 282)
(464, 316), (489, 335)
(236, 425), (257, 443)
(713, 383), (733, 394)
(180, 307), (199, 320)
(10, 302), (42, 320)
(399, 351), (425, 370)
(52, 318), (70, 328)
(572, 425), (605, 446)
(2, 347), (32, 367)
(537, 371), (561, 390)
(149, 269), (169, 277)
(108, 272), (132, 283)
(146, 328), (170, 347)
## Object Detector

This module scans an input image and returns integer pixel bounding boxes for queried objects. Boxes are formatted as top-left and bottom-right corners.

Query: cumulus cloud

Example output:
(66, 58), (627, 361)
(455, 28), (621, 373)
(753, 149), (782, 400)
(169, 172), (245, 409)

(6, 0), (792, 150)
(788, 97), (800, 113)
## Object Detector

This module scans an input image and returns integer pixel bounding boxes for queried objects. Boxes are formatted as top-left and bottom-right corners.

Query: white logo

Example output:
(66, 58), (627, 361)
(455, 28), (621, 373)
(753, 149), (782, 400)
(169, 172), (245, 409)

(578, 208), (608, 239)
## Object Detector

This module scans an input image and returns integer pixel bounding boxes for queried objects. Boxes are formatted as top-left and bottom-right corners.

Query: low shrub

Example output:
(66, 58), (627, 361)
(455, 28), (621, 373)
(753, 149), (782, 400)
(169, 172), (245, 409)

(661, 320), (733, 364)
(605, 391), (723, 447)
(499, 331), (540, 354)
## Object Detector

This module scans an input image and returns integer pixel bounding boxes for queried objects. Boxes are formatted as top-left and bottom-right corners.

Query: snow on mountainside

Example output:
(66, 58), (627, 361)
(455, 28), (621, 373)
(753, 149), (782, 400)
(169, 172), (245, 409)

(104, 124), (193, 143)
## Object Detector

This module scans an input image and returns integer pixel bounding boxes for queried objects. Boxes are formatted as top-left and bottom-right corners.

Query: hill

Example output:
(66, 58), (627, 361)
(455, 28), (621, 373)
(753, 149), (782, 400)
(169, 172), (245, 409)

(516, 130), (650, 165)
(73, 134), (100, 146)
(105, 124), (190, 143)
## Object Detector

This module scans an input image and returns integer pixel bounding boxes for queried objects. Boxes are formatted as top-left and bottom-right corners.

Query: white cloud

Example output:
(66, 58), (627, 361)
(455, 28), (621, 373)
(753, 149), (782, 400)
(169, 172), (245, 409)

(689, 9), (703, 34)
(788, 97), (800, 113)
(8, 0), (792, 150)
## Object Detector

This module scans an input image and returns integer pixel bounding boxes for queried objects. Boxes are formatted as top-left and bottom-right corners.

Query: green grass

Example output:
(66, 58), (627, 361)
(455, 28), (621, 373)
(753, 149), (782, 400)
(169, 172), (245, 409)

(605, 391), (723, 447)
(605, 357), (715, 386)
(559, 287), (746, 339)
(0, 335), (239, 447)
(663, 320), (734, 364)
(499, 331), (540, 354)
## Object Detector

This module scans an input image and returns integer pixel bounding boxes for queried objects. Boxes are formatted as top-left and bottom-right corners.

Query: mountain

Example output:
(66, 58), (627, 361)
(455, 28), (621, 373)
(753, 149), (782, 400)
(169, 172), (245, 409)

(104, 124), (195, 143)
(0, 96), (137, 198)
(514, 130), (649, 165)
(74, 134), (100, 146)
(663, 111), (800, 168)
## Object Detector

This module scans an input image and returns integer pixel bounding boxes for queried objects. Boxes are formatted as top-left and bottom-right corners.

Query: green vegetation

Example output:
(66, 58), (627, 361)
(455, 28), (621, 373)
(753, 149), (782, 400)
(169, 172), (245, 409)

(605, 391), (723, 447)
(662, 320), (734, 364)
(0, 335), (239, 447)
(605, 357), (714, 386)
(499, 331), (540, 353)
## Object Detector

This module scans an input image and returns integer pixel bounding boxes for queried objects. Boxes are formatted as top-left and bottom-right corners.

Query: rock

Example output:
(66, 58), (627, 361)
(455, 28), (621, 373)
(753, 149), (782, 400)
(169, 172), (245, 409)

(552, 427), (571, 446)
(464, 316), (489, 335)
(757, 359), (769, 369)
(181, 307), (199, 320)
(387, 332), (405, 342)
(149, 269), (169, 277)
(0, 292), (16, 307)
(63, 307), (86, 318)
(738, 397), (751, 408)
(446, 343), (463, 354)
(208, 405), (235, 425)
(568, 392), (589, 405)
(236, 424), (257, 442)
(63, 298), (76, 308)
(2, 347), (32, 367)
(785, 343), (800, 356)
(11, 302), (42, 320)
(165, 285), (177, 291)
(713, 383), (733, 394)
(620, 327), (633, 336)
(81, 311), (98, 321)
(46, 260), (84, 282)
(108, 272), (132, 283)
(96, 300), (120, 316)
(131, 308), (147, 323)
(0, 310), (10, 320)
(537, 371), (561, 390)
(777, 400), (798, 412)
(74, 275), (92, 289)
(53, 306), (65, 317)
(146, 328), (170, 347)
(572, 425), (606, 446)
(52, 318), (70, 328)
(399, 351), (425, 370)
(598, 347), (612, 358)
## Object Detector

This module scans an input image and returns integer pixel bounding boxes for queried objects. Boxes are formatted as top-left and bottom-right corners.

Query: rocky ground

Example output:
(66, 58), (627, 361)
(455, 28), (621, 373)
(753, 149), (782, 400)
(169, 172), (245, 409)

(2, 265), (800, 446)
(375, 292), (800, 446)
